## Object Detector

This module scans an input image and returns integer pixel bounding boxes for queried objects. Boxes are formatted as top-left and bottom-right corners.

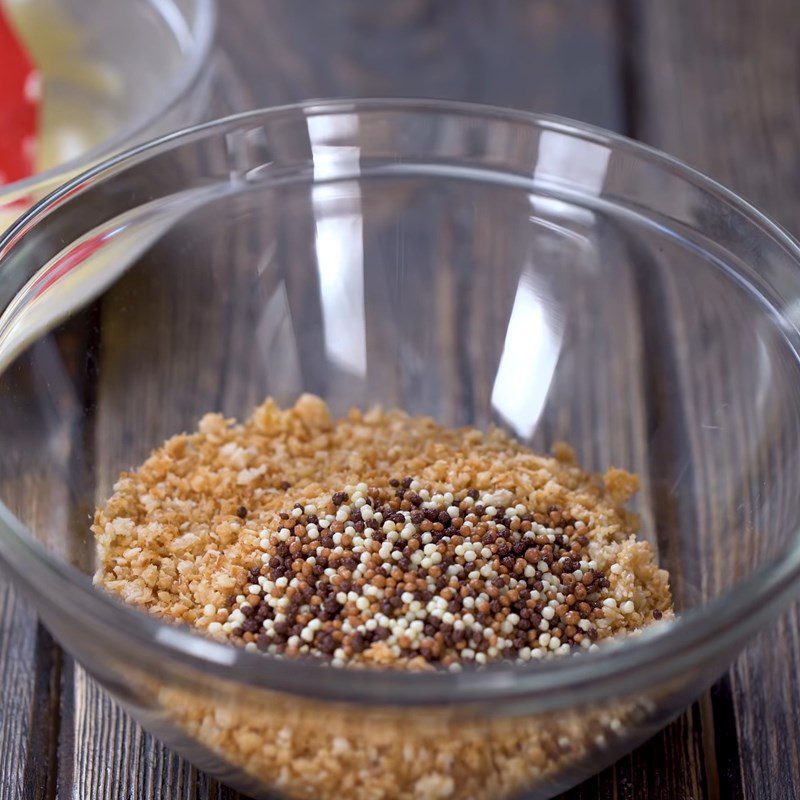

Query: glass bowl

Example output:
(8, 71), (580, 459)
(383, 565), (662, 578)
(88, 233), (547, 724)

(0, 0), (216, 226)
(1, 100), (800, 800)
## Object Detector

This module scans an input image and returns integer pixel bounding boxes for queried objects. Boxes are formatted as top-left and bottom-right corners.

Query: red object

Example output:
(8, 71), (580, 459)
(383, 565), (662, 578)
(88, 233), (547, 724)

(0, 6), (39, 185)
(34, 232), (110, 298)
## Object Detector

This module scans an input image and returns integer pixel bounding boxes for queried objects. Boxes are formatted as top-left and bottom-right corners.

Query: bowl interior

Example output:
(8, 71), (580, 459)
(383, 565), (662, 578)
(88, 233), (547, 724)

(1, 103), (800, 634)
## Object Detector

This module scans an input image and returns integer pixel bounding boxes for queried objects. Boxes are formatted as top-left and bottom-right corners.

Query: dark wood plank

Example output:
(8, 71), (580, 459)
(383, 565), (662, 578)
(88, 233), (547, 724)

(68, 665), (199, 800)
(630, 1), (800, 798)
(0, 313), (98, 799)
(0, 583), (39, 800)
(218, 0), (625, 131)
(22, 626), (61, 800)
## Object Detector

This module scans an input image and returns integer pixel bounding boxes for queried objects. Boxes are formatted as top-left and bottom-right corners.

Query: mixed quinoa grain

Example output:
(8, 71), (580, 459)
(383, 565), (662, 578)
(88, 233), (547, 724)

(92, 395), (673, 799)
(93, 394), (671, 668)
(148, 682), (658, 800)
(228, 487), (618, 667)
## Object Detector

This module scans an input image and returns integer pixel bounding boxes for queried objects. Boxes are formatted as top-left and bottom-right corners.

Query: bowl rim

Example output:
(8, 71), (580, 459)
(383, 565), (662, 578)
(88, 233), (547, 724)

(0, 0), (217, 200)
(2, 97), (800, 706)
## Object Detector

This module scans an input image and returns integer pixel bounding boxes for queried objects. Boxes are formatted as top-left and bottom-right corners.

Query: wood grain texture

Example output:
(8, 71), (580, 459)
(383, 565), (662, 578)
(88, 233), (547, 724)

(68, 664), (198, 800)
(0, 584), (39, 800)
(631, 1), (800, 798)
(218, 0), (625, 131)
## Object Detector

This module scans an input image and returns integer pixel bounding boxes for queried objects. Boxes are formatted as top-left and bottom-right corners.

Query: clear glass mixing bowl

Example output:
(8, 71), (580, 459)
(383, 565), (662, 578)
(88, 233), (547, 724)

(1, 100), (799, 800)
(0, 0), (215, 221)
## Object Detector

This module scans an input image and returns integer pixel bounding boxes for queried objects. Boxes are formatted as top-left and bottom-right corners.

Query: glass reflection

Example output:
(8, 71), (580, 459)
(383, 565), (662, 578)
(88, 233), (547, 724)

(308, 115), (367, 378)
(534, 130), (610, 195)
(491, 269), (563, 439)
(257, 280), (302, 405)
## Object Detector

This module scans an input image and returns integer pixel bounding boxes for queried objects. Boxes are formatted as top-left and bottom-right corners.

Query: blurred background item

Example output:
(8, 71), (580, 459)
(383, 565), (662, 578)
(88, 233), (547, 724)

(0, 0), (215, 226)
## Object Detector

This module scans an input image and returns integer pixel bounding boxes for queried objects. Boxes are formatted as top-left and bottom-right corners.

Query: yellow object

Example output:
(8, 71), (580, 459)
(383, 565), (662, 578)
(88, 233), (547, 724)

(4, 0), (119, 174)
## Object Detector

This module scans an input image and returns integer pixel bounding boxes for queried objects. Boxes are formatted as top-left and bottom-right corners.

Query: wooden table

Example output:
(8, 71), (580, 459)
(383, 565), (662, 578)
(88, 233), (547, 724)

(2, 1), (799, 798)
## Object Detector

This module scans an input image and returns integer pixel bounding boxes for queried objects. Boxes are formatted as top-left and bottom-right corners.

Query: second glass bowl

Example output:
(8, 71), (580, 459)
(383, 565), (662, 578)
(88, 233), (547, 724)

(0, 0), (215, 224)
